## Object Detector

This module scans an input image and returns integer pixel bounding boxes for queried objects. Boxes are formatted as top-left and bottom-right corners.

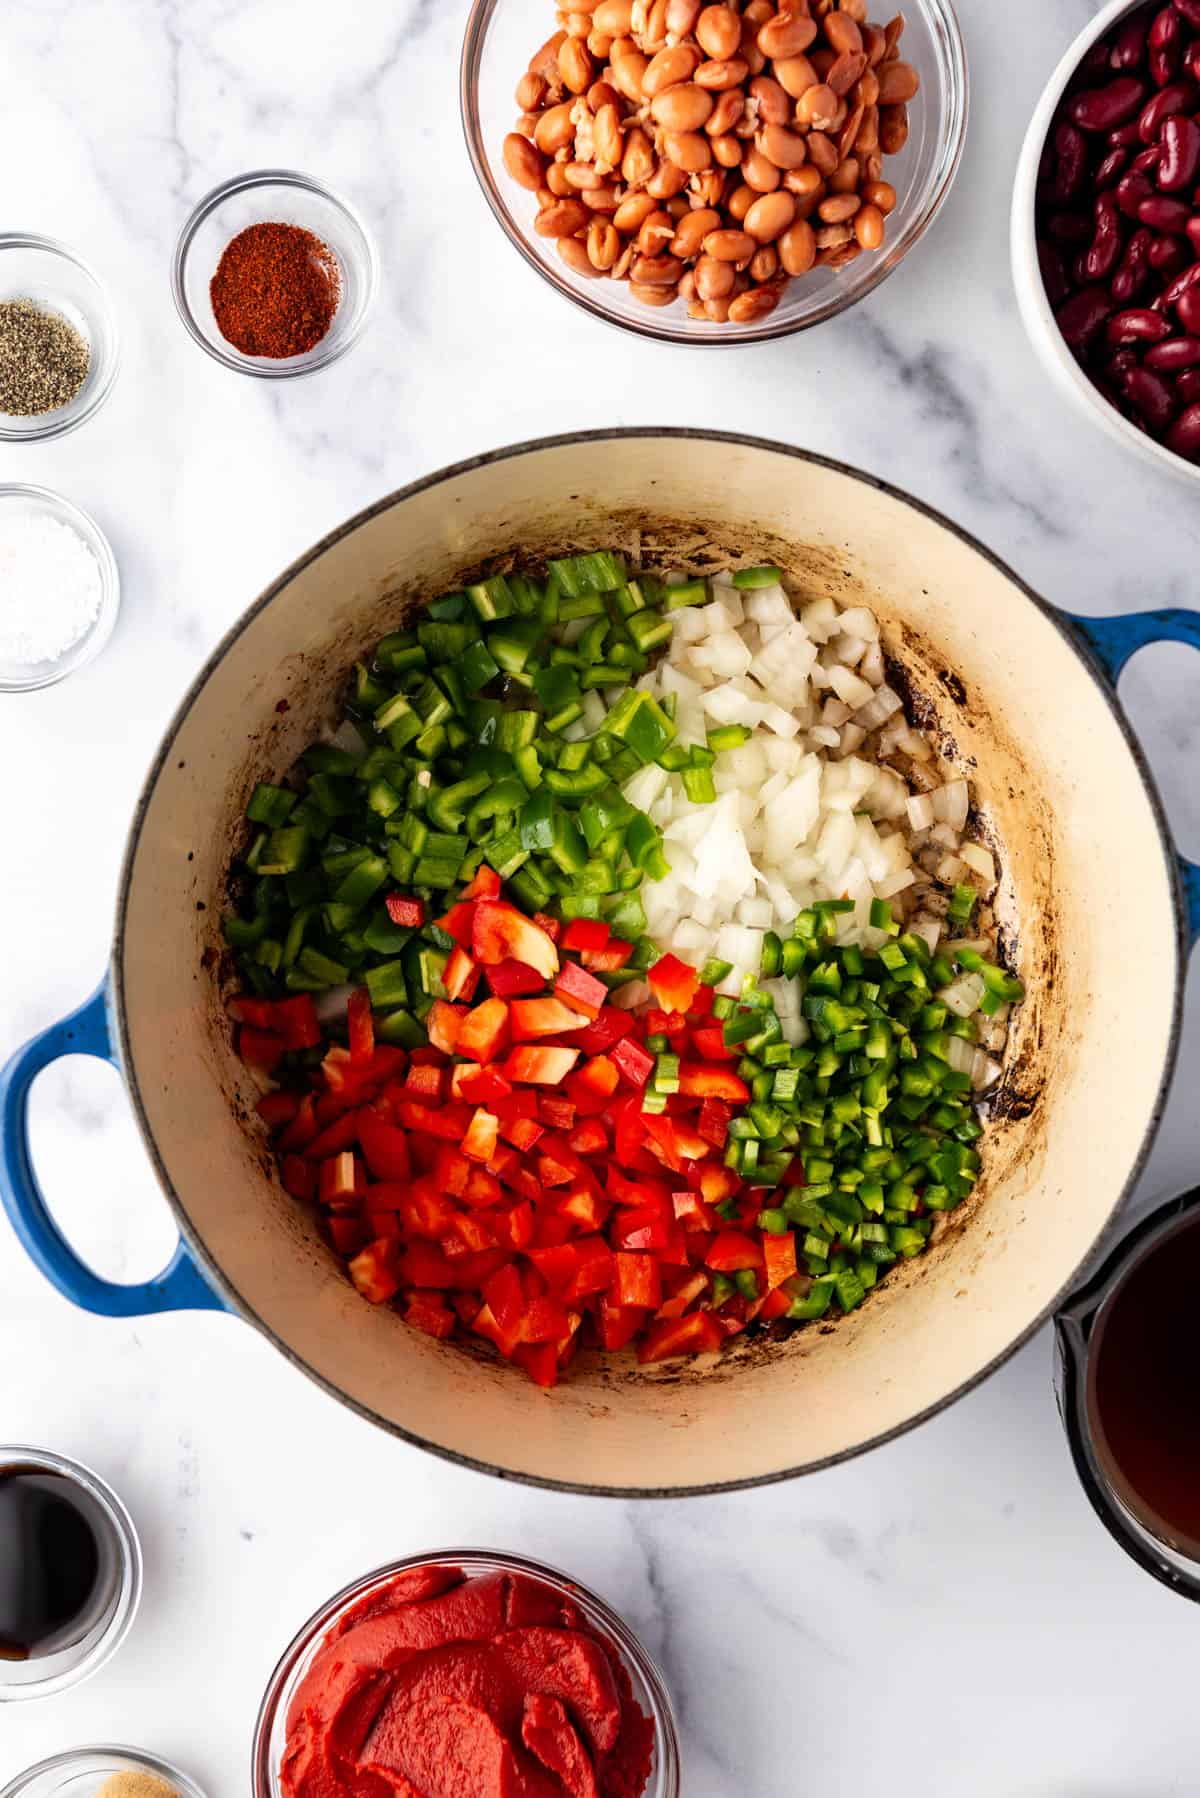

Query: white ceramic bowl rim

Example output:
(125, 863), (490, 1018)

(460, 0), (969, 346)
(1010, 0), (1200, 483)
(108, 428), (1192, 1496)
(170, 169), (379, 378)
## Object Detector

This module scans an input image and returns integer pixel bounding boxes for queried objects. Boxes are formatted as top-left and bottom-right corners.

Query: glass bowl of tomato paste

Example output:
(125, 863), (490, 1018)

(252, 1549), (680, 1797)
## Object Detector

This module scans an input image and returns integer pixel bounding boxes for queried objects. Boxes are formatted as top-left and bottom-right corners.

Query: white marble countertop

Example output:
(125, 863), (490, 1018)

(3, 0), (1200, 1790)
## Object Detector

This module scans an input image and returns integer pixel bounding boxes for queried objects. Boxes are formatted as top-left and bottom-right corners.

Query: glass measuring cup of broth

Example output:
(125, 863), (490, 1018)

(1056, 1186), (1200, 1599)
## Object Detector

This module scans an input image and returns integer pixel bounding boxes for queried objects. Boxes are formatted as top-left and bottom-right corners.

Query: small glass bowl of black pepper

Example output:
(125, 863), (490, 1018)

(171, 171), (378, 378)
(0, 236), (120, 442)
(0, 1447), (142, 1702)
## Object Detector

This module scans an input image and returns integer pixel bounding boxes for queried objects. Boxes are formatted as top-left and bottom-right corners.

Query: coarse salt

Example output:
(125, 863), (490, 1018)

(0, 510), (103, 666)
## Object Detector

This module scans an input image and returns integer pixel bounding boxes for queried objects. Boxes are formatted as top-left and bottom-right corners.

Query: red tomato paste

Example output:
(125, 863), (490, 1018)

(281, 1565), (656, 1798)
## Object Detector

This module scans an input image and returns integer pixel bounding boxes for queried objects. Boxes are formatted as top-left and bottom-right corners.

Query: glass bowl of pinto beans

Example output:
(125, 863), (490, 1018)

(1013, 0), (1200, 481)
(460, 0), (966, 344)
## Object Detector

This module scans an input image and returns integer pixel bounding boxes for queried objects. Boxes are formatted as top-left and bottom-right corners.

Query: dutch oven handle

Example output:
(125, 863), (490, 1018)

(1069, 608), (1200, 947)
(0, 981), (227, 1316)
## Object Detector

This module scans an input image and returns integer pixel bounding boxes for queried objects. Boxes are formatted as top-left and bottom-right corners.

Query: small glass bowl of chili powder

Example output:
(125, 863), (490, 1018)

(172, 171), (377, 378)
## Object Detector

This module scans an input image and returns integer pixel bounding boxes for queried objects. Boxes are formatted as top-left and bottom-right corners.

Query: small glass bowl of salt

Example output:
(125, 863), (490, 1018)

(0, 484), (119, 692)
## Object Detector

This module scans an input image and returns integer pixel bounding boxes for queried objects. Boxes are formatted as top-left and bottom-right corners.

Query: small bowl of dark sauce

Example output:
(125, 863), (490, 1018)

(1056, 1185), (1200, 1600)
(0, 1447), (141, 1702)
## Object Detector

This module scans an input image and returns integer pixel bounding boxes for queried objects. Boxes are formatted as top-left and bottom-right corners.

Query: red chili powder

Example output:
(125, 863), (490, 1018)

(209, 221), (341, 359)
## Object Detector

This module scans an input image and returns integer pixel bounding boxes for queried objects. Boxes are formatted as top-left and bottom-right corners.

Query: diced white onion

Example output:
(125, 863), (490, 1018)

(961, 841), (995, 883)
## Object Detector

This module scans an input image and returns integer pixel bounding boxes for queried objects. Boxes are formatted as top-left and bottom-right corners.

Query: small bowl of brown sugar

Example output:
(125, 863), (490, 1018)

(0, 1747), (207, 1798)
(172, 170), (378, 378)
(0, 236), (120, 441)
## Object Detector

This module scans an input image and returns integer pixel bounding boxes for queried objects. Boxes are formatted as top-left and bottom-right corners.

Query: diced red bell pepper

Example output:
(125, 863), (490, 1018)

(396, 1099), (471, 1142)
(637, 1308), (724, 1364)
(456, 997), (511, 1066)
(427, 1000), (466, 1055)
(503, 1200), (535, 1250)
(405, 1062), (446, 1101)
(569, 1007), (633, 1056)
(280, 1153), (316, 1201)
(404, 1291), (456, 1339)
(697, 1097), (732, 1148)
(463, 1166), (503, 1209)
(504, 1045), (580, 1085)
(521, 1294), (573, 1344)
(385, 893), (425, 928)
(558, 1187), (611, 1236)
(688, 984), (715, 1017)
(689, 1025), (735, 1062)
(486, 958), (547, 999)
(462, 864), (502, 901)
(238, 1026), (284, 1071)
(611, 1036), (654, 1088)
(648, 952), (700, 1015)
(553, 959), (608, 1019)
(612, 1208), (670, 1253)
(514, 1341), (560, 1388)
(447, 1210), (500, 1254)
(278, 1092), (318, 1151)
(509, 996), (590, 1040)
(678, 1063), (750, 1103)
(357, 1107), (411, 1181)
(497, 1107), (544, 1153)
(483, 1263), (524, 1334)
(399, 1185), (458, 1239)
(438, 906), (477, 955)
(360, 1180), (409, 1211)
(435, 1146), (470, 1197)
(695, 1162), (741, 1205)
(561, 917), (609, 954)
(705, 1229), (765, 1273)
(763, 1231), (798, 1290)
(597, 1297), (649, 1352)
(582, 938), (634, 973)
(256, 1090), (300, 1129)
(568, 1118), (608, 1157)
(472, 901), (559, 980)
(348, 1241), (401, 1304)
(462, 1108), (500, 1164)
(611, 1251), (662, 1311)
(452, 1064), (513, 1105)
(655, 1269), (710, 1319)
(443, 946), (482, 1004)
(303, 1110), (362, 1161)
(608, 1167), (672, 1213)
(530, 910), (560, 947)
(472, 1299), (523, 1360)
(347, 988), (375, 1065)
(538, 1095), (576, 1133)
(672, 1188), (718, 1232)
(758, 1285), (793, 1321)
(328, 1214), (366, 1256)
(230, 994), (322, 1050)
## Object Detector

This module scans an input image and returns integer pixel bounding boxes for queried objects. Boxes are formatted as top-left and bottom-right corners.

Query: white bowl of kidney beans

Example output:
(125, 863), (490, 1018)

(1013, 0), (1200, 478)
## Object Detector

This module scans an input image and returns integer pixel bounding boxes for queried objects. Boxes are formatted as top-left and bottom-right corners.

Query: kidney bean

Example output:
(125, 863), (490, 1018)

(1057, 120), (1093, 199)
(1177, 368), (1200, 402)
(1112, 12), (1151, 68)
(1096, 146), (1130, 187)
(1069, 76), (1147, 132)
(1147, 333), (1200, 368)
(1115, 170), (1155, 216)
(1085, 194), (1126, 278)
(1046, 209), (1092, 244)
(1150, 6), (1182, 84)
(1131, 144), (1164, 174)
(1056, 284), (1114, 351)
(1158, 113), (1200, 187)
(1111, 225), (1154, 300)
(1138, 193), (1195, 230)
(1178, 285), (1200, 333)
(1186, 39), (1200, 81)
(1122, 364), (1180, 432)
(1171, 259), (1200, 307)
(1138, 80), (1197, 141)
(1166, 400), (1200, 457)
(1188, 216), (1200, 252)
(1107, 347), (1141, 378)
(1174, 0), (1200, 26)
(1109, 120), (1144, 147)
(1107, 305), (1174, 342)
(1148, 235), (1189, 276)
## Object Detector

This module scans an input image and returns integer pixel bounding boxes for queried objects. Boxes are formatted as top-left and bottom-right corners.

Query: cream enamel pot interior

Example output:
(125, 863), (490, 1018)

(3, 430), (1199, 1497)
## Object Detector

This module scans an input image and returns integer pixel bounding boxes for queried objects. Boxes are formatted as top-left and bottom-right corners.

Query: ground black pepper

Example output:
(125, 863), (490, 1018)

(0, 300), (90, 416)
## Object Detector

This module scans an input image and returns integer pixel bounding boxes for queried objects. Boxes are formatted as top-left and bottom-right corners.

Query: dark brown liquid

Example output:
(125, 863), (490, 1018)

(0, 1466), (115, 1661)
(1089, 1215), (1200, 1552)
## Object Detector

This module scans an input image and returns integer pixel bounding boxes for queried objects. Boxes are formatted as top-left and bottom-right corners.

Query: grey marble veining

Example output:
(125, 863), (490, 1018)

(2, 0), (1200, 1791)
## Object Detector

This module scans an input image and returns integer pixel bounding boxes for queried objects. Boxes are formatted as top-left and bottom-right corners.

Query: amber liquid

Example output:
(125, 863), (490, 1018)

(1088, 1215), (1200, 1553)
(0, 1466), (116, 1660)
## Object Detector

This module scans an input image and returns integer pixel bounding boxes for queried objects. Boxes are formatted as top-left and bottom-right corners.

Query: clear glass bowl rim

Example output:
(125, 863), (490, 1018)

(0, 485), (121, 694)
(170, 169), (380, 378)
(0, 1445), (142, 1701)
(251, 1548), (681, 1796)
(0, 232), (120, 442)
(0, 1744), (207, 1798)
(459, 0), (969, 346)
